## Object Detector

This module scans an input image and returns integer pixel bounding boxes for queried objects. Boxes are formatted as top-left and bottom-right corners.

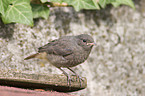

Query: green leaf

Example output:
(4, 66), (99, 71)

(99, 0), (116, 8)
(41, 0), (48, 3)
(63, 0), (100, 11)
(0, 0), (9, 15)
(92, 0), (100, 9)
(31, 4), (49, 19)
(2, 0), (33, 26)
(111, 0), (135, 9)
(99, 0), (135, 9)
(50, 0), (64, 3)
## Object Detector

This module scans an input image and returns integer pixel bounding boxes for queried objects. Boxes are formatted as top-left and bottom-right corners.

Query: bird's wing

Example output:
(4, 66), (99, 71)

(38, 39), (73, 56)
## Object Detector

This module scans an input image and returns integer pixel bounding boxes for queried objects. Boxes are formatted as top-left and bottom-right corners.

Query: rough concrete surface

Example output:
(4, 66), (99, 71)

(0, 0), (145, 96)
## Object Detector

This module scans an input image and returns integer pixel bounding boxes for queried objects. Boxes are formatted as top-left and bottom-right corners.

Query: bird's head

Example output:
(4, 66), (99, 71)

(76, 34), (95, 51)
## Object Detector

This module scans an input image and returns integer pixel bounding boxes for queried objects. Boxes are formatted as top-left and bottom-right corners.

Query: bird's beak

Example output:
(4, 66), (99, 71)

(87, 42), (96, 46)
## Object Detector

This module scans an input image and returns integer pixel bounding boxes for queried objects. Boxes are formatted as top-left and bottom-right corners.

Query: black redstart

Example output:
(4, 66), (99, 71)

(25, 34), (95, 86)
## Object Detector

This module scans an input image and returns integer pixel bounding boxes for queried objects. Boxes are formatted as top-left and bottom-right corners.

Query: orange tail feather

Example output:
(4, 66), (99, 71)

(24, 52), (47, 60)
(24, 53), (39, 60)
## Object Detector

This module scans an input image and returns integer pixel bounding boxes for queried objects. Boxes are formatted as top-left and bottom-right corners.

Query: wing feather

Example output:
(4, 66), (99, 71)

(38, 38), (73, 56)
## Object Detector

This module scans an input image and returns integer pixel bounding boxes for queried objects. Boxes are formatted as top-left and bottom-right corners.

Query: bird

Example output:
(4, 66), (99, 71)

(24, 34), (95, 87)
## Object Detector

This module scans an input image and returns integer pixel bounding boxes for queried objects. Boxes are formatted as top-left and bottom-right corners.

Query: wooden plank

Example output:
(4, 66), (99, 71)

(0, 72), (87, 92)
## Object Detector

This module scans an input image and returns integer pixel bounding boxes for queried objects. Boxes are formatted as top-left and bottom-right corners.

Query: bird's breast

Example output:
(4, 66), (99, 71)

(64, 49), (90, 67)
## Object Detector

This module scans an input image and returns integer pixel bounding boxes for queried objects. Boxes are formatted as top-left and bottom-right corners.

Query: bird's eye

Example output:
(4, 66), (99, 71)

(83, 39), (87, 42)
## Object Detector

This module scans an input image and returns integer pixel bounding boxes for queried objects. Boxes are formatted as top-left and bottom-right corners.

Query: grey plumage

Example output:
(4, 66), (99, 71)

(24, 34), (95, 87)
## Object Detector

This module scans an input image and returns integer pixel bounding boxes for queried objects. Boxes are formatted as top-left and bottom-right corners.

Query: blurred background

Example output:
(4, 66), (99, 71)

(0, 0), (145, 96)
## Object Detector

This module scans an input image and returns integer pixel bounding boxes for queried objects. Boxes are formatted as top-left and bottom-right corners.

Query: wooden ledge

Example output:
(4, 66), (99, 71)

(0, 72), (87, 92)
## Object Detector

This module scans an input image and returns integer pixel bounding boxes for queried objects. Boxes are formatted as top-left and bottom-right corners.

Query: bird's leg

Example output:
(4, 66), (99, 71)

(58, 67), (72, 87)
(67, 67), (83, 87)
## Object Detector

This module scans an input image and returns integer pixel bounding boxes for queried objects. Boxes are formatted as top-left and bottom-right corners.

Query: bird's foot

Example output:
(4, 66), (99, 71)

(77, 75), (84, 87)
(72, 75), (84, 87)
(67, 75), (72, 87)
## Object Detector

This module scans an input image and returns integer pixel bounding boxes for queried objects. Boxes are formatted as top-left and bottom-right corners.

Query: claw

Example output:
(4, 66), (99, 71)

(67, 75), (72, 87)
(58, 67), (84, 88)
(75, 75), (84, 87)
(58, 67), (72, 88)
(67, 67), (84, 87)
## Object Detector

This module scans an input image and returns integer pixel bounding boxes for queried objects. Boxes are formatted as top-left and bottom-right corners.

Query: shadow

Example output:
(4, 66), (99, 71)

(0, 19), (14, 39)
(52, 8), (80, 36)
(33, 18), (42, 27)
(133, 0), (141, 5)
(51, 5), (115, 36)
(81, 5), (115, 27)
(133, 0), (145, 15)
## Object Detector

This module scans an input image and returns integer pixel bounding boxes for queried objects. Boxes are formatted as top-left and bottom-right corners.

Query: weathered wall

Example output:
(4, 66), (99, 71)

(0, 0), (145, 96)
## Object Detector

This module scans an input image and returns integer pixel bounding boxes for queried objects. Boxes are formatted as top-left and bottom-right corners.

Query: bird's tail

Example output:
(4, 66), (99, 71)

(24, 53), (39, 60)
(24, 52), (47, 60)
